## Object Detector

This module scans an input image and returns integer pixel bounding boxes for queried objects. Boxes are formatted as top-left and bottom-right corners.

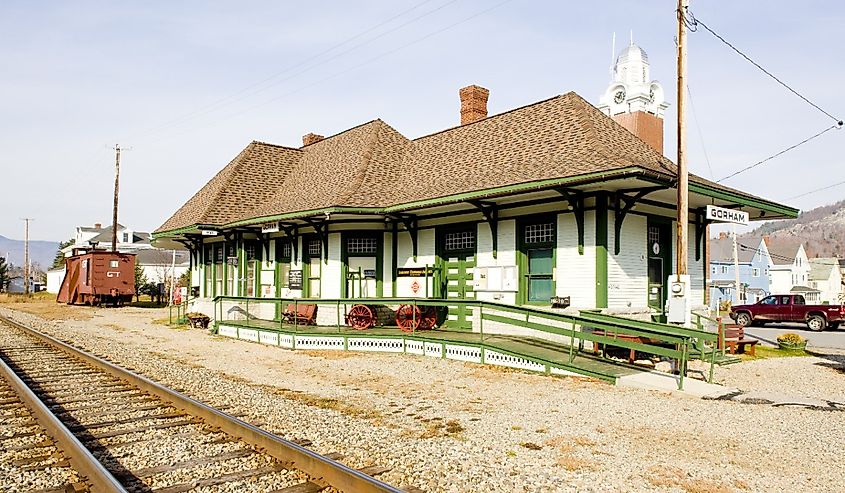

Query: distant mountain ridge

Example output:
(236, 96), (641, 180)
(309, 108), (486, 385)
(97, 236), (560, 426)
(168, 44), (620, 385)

(0, 235), (60, 269)
(742, 200), (845, 258)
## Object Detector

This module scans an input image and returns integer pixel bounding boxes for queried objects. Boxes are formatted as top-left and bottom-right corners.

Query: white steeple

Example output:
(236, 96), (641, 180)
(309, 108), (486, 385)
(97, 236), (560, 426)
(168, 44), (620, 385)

(598, 39), (669, 117)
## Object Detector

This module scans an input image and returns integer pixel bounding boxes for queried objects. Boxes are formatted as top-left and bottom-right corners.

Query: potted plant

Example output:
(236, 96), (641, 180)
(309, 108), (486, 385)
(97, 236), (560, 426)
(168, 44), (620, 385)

(776, 333), (807, 351)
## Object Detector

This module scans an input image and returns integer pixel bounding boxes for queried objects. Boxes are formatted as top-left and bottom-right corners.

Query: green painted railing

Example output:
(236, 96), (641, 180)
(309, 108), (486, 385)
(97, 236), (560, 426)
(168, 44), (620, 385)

(211, 296), (718, 389)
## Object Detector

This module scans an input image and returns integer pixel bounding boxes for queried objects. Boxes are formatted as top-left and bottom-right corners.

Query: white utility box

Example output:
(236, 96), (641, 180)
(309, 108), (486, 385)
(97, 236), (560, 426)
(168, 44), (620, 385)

(665, 274), (691, 326)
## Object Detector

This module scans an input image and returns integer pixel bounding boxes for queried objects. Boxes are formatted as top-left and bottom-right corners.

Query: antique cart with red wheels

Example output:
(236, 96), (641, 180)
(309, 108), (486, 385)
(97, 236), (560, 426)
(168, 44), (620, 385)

(345, 304), (395, 330)
(395, 304), (438, 332)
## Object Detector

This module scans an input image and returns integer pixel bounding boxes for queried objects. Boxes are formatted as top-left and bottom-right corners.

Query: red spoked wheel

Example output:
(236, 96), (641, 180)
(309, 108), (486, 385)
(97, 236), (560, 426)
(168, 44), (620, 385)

(346, 304), (375, 330)
(395, 304), (421, 332)
(417, 306), (437, 330)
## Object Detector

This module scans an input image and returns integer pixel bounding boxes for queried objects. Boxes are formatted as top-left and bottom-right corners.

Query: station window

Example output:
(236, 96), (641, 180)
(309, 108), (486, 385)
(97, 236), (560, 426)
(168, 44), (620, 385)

(524, 223), (555, 244)
(203, 245), (213, 297)
(346, 237), (378, 254)
(244, 241), (261, 297)
(214, 245), (224, 296)
(444, 231), (475, 252)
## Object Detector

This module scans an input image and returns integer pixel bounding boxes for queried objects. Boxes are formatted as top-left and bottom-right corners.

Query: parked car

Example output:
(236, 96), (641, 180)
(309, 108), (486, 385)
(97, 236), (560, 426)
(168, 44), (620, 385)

(729, 294), (845, 332)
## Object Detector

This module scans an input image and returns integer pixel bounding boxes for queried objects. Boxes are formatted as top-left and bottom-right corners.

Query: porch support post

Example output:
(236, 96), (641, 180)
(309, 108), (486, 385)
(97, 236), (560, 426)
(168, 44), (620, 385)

(693, 208), (712, 261)
(554, 188), (585, 255)
(468, 200), (498, 259)
(595, 193), (608, 308)
(391, 220), (398, 297)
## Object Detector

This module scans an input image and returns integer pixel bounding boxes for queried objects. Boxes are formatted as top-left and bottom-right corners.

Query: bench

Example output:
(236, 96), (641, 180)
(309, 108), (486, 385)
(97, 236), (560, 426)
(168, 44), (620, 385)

(282, 303), (317, 325)
(718, 321), (758, 356)
(591, 329), (647, 364)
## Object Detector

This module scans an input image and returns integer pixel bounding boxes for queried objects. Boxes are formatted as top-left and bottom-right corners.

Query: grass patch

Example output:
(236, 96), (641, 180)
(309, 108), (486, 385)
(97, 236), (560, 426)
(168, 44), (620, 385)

(520, 442), (543, 450)
(0, 293), (94, 320)
(739, 345), (812, 360)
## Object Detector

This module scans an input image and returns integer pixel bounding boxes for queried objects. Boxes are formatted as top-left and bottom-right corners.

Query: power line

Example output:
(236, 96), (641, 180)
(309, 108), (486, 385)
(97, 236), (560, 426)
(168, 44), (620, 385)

(686, 84), (714, 180)
(143, 0), (515, 147)
(683, 7), (843, 126)
(132, 0), (456, 141)
(716, 124), (839, 182)
(786, 178), (845, 201)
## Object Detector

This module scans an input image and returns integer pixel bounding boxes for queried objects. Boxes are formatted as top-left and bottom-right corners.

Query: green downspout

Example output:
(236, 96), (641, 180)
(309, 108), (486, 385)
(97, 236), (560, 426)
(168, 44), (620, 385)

(595, 193), (608, 308)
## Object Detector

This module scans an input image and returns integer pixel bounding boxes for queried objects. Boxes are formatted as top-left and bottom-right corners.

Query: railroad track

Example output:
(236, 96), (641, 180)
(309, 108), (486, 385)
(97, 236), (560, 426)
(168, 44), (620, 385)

(0, 315), (409, 493)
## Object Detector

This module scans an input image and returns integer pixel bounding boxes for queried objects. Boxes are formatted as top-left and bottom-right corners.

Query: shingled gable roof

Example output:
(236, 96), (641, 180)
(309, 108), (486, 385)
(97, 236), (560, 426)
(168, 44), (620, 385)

(155, 91), (792, 235)
(157, 141), (301, 233)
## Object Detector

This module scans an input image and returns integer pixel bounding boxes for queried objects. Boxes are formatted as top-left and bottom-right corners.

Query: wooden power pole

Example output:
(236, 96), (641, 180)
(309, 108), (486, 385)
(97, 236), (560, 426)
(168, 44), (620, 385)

(676, 0), (689, 279)
(112, 144), (121, 252)
(22, 218), (33, 295)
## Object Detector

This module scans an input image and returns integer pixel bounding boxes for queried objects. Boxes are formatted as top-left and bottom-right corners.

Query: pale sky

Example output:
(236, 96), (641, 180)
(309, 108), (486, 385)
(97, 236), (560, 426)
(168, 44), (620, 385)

(1, 1), (842, 241)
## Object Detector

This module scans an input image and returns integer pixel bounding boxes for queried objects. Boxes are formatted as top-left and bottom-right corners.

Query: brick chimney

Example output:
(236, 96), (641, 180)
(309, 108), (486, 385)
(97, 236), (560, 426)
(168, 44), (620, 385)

(94, 223), (102, 229)
(459, 85), (489, 125)
(612, 112), (664, 154)
(719, 232), (727, 240)
(302, 133), (324, 146)
(763, 235), (770, 247)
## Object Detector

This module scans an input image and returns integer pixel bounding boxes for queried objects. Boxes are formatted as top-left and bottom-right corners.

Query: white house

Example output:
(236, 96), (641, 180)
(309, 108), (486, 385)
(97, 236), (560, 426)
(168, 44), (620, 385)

(767, 239), (814, 300)
(47, 222), (189, 294)
(809, 258), (843, 304)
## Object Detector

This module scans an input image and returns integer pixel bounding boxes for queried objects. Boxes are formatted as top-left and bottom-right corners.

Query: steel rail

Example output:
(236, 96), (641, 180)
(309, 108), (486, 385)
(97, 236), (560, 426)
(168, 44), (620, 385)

(0, 343), (128, 493)
(0, 315), (404, 493)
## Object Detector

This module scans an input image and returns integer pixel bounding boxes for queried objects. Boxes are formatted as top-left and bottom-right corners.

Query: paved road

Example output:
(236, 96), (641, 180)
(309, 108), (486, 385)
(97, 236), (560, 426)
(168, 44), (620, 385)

(744, 322), (845, 350)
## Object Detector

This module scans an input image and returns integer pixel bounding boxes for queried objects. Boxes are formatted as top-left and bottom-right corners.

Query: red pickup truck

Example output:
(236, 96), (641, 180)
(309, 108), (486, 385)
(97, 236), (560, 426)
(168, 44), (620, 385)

(730, 294), (845, 331)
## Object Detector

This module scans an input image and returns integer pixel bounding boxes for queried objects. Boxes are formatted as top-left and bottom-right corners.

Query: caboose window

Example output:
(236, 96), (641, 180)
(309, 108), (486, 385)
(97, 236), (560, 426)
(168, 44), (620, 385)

(109, 260), (119, 268)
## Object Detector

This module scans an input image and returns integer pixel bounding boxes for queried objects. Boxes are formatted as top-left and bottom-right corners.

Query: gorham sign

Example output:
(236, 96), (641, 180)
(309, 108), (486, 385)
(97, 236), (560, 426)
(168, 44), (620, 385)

(706, 205), (749, 225)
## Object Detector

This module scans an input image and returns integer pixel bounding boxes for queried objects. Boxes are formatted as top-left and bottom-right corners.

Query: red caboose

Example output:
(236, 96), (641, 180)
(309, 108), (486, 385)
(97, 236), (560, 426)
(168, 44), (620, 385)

(57, 251), (136, 306)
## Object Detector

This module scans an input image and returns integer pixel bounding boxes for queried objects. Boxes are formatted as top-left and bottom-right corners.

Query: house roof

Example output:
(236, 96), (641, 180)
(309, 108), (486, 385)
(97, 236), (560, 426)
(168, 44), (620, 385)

(709, 237), (763, 263)
(135, 249), (190, 266)
(809, 258), (840, 280)
(155, 91), (797, 235)
(766, 238), (804, 265)
(89, 227), (151, 245)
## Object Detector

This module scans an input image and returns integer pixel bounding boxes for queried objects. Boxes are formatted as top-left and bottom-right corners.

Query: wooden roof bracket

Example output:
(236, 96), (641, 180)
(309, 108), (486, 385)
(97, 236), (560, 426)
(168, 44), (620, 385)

(553, 188), (585, 255)
(612, 186), (664, 255)
(694, 208), (714, 261)
(468, 200), (498, 258)
(386, 213), (419, 261)
(303, 218), (329, 263)
(279, 223), (299, 263)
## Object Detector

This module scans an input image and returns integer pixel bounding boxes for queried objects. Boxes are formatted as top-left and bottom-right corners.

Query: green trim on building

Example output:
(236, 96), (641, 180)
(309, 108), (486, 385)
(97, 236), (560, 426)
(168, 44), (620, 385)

(595, 194), (608, 308)
(689, 182), (799, 218)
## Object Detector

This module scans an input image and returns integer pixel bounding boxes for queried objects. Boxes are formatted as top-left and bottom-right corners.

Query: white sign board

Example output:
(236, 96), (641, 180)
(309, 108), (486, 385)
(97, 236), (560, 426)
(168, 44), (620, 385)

(706, 205), (748, 225)
(201, 230), (218, 236)
(473, 266), (518, 292)
(261, 222), (280, 234)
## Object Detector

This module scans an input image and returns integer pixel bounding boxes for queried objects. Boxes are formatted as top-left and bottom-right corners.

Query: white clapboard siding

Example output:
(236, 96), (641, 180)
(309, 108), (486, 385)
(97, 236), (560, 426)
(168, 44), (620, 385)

(382, 232), (393, 296)
(557, 211), (596, 308)
(474, 219), (517, 304)
(608, 213), (648, 309)
(673, 222), (706, 306)
(395, 228), (436, 297)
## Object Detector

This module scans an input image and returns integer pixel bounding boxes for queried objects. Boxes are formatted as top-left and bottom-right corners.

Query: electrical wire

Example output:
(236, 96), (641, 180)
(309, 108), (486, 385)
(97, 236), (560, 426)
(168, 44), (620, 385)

(131, 0), (453, 140)
(142, 0), (515, 146)
(716, 124), (839, 182)
(682, 7), (843, 126)
(686, 84), (715, 180)
(786, 178), (845, 201)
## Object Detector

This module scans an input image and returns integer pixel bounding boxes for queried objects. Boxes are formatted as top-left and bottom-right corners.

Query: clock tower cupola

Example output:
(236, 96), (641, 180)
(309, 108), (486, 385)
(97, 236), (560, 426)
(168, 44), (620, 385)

(598, 40), (670, 153)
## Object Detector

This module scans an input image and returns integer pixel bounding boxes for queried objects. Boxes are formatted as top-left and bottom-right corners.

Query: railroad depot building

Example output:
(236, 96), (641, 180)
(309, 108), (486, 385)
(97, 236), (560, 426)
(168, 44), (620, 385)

(153, 45), (797, 328)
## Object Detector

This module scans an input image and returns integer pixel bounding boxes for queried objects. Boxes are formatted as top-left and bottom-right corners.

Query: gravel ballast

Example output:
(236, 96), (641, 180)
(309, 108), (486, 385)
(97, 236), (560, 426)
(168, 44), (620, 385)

(2, 305), (844, 493)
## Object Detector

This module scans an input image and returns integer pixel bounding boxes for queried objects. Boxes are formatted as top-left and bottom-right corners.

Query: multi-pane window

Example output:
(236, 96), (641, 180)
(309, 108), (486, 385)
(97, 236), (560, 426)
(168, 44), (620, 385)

(276, 240), (292, 289)
(308, 239), (321, 256)
(647, 226), (660, 248)
(444, 231), (475, 251)
(524, 223), (554, 244)
(347, 237), (378, 254)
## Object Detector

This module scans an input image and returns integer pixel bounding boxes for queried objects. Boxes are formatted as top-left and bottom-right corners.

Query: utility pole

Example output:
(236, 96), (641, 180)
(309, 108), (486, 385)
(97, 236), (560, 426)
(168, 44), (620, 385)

(676, 0), (689, 279)
(112, 144), (121, 252)
(732, 225), (741, 304)
(21, 218), (33, 295)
